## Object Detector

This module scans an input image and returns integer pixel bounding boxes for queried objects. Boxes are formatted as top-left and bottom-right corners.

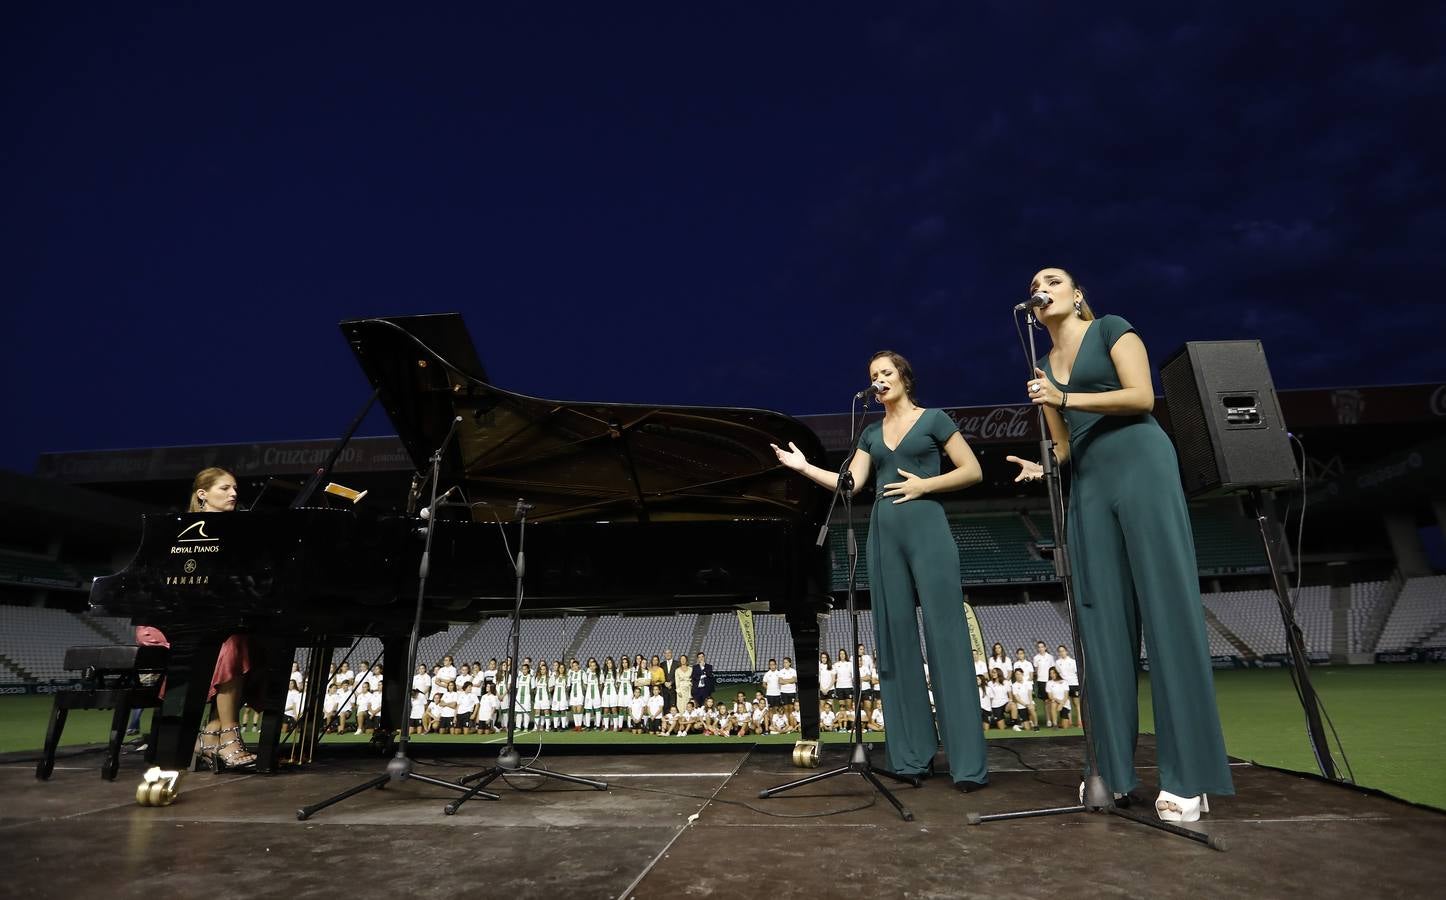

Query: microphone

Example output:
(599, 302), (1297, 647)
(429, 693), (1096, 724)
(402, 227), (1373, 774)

(419, 485), (461, 519)
(1014, 291), (1051, 312)
(514, 498), (535, 519)
(855, 380), (888, 399)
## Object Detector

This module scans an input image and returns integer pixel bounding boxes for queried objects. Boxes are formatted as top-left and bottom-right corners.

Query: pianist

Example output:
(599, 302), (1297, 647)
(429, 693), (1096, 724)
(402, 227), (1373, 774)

(134, 467), (258, 770)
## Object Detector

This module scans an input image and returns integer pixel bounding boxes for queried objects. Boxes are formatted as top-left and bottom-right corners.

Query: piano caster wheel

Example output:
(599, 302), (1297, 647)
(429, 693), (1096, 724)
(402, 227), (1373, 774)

(792, 741), (820, 768)
(135, 767), (180, 807)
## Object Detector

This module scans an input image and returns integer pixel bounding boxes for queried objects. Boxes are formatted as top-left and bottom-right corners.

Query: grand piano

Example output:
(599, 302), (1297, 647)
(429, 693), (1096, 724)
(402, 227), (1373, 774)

(90, 313), (834, 769)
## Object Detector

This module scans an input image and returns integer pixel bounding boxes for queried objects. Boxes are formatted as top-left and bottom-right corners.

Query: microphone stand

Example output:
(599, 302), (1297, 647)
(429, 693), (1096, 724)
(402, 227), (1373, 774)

(444, 498), (607, 814)
(760, 389), (920, 821)
(966, 306), (1222, 850)
(297, 416), (490, 819)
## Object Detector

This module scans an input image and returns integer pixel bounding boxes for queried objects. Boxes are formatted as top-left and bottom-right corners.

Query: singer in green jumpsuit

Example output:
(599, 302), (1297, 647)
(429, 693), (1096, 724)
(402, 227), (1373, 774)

(1038, 313), (1233, 800)
(860, 409), (989, 786)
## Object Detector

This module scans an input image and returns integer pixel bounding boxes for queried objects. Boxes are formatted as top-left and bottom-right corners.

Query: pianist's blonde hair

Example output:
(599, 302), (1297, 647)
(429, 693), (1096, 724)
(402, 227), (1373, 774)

(188, 467), (235, 512)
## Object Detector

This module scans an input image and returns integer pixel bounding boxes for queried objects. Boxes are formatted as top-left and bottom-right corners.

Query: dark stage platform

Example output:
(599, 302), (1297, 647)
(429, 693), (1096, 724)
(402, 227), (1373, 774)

(5, 736), (1441, 899)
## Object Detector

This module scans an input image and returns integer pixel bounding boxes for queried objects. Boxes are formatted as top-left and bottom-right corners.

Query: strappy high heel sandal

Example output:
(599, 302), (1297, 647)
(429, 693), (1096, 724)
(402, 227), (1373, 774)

(191, 726), (223, 772)
(212, 725), (257, 772)
(1155, 790), (1209, 822)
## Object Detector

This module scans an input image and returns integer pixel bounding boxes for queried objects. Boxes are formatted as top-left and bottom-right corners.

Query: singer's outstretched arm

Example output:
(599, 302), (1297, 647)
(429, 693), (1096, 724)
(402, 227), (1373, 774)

(771, 443), (872, 496)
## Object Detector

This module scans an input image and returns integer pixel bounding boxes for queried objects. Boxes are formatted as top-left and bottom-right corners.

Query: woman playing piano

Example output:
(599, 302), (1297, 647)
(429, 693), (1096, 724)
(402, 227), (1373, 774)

(134, 467), (258, 771)
(772, 352), (989, 790)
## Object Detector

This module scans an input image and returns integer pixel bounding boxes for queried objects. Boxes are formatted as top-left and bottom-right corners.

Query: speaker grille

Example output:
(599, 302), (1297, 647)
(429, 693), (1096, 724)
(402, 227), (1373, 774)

(1160, 346), (1218, 496)
(1160, 341), (1297, 497)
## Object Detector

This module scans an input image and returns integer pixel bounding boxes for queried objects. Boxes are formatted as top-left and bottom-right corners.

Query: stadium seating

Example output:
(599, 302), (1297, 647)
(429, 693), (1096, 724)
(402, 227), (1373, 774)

(700, 613), (755, 670)
(570, 614), (697, 666)
(79, 613), (135, 645)
(971, 600), (1072, 659)
(1203, 590), (1288, 656)
(449, 617), (519, 665)
(0, 606), (112, 682)
(1199, 586), (1332, 657)
(1292, 586), (1333, 657)
(1374, 576), (1446, 652)
(1347, 579), (1396, 653)
(753, 614), (795, 669)
(826, 506), (1270, 593)
(1188, 504), (1268, 574)
(1201, 616), (1238, 658)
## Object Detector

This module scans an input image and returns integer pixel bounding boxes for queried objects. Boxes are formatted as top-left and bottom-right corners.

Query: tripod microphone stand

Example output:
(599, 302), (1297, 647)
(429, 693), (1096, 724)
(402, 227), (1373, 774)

(297, 416), (491, 820)
(444, 499), (607, 815)
(966, 305), (1222, 851)
(760, 389), (920, 821)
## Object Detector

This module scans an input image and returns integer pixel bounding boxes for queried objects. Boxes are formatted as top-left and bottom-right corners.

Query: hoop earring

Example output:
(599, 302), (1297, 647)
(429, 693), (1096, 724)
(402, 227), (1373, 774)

(1074, 300), (1084, 319)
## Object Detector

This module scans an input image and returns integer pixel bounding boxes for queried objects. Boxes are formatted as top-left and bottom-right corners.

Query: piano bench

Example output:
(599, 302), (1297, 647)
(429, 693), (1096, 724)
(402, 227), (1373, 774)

(36, 645), (169, 782)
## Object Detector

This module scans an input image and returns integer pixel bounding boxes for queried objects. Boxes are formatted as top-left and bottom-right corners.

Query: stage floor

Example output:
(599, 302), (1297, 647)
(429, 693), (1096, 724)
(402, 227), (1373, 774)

(4, 736), (1441, 899)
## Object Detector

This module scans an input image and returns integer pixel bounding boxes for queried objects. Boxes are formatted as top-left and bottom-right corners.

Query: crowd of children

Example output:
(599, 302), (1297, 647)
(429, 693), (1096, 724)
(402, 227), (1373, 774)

(973, 640), (1079, 731)
(278, 638), (1077, 740)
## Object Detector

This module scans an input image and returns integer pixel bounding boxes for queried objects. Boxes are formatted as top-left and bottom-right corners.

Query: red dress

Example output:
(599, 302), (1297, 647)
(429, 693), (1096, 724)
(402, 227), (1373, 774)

(135, 626), (252, 702)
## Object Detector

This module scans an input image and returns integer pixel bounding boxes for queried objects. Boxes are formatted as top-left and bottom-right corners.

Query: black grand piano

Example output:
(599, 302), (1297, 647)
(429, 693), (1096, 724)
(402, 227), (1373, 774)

(91, 314), (834, 770)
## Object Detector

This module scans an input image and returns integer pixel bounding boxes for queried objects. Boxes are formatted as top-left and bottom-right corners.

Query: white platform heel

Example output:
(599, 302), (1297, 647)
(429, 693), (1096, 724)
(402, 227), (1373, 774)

(1155, 790), (1209, 822)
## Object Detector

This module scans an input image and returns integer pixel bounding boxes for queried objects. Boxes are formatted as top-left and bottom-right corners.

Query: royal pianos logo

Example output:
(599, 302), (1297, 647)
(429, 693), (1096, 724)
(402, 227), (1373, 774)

(176, 521), (217, 542)
(168, 519), (220, 585)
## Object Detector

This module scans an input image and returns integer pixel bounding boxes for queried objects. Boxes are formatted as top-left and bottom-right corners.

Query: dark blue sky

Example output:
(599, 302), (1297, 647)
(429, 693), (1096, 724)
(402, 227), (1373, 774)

(4, 3), (1444, 474)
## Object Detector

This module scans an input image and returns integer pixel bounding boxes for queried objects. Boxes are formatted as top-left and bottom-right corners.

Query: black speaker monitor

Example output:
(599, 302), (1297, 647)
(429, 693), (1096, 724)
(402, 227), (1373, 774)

(1159, 340), (1299, 498)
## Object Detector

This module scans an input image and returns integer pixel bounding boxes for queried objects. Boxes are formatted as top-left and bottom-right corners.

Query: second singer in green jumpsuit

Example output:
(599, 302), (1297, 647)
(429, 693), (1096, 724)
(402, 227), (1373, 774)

(1038, 314), (1234, 800)
(860, 410), (990, 785)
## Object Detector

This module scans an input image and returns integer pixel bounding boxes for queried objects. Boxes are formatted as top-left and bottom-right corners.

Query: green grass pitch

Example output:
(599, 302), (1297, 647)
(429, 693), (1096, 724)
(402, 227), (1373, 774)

(6, 665), (1442, 809)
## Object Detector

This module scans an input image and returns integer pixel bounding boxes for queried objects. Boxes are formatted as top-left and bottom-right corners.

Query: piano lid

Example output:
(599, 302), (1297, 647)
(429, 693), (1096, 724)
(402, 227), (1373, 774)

(341, 314), (829, 525)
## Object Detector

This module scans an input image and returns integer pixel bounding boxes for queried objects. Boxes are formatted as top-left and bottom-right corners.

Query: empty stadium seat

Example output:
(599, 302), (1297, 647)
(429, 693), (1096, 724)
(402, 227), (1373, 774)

(1375, 576), (1446, 652)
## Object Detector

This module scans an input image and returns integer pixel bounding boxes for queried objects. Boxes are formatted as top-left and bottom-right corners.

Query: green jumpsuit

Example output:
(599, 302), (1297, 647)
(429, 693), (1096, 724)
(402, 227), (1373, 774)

(1041, 314), (1234, 798)
(861, 408), (989, 785)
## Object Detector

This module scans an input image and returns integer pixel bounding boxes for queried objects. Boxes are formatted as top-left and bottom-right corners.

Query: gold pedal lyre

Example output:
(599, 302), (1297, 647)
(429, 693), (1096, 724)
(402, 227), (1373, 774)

(135, 767), (181, 807)
(792, 740), (820, 768)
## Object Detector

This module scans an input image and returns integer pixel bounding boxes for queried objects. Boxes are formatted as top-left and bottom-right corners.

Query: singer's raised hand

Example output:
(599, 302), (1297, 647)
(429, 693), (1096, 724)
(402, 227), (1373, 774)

(1027, 368), (1063, 408)
(770, 441), (808, 472)
(1005, 455), (1043, 482)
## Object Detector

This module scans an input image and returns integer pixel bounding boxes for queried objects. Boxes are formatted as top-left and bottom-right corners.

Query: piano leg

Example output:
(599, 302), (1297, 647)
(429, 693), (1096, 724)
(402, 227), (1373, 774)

(786, 608), (822, 741)
(153, 632), (223, 771)
(378, 634), (409, 748)
(251, 636), (294, 774)
(299, 644), (335, 755)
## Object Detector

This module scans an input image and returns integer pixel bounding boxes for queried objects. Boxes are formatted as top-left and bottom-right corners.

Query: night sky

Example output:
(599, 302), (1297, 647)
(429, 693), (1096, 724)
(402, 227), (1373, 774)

(4, 3), (1444, 475)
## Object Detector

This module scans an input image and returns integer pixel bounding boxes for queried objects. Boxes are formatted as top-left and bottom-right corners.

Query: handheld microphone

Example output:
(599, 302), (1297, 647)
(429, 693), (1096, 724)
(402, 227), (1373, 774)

(419, 485), (461, 519)
(514, 498), (535, 518)
(1014, 291), (1051, 312)
(854, 380), (888, 399)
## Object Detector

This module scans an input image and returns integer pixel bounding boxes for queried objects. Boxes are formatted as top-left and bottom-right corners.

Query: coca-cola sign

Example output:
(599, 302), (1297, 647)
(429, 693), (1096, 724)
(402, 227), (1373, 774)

(948, 407), (1035, 443)
(798, 405), (1041, 452)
